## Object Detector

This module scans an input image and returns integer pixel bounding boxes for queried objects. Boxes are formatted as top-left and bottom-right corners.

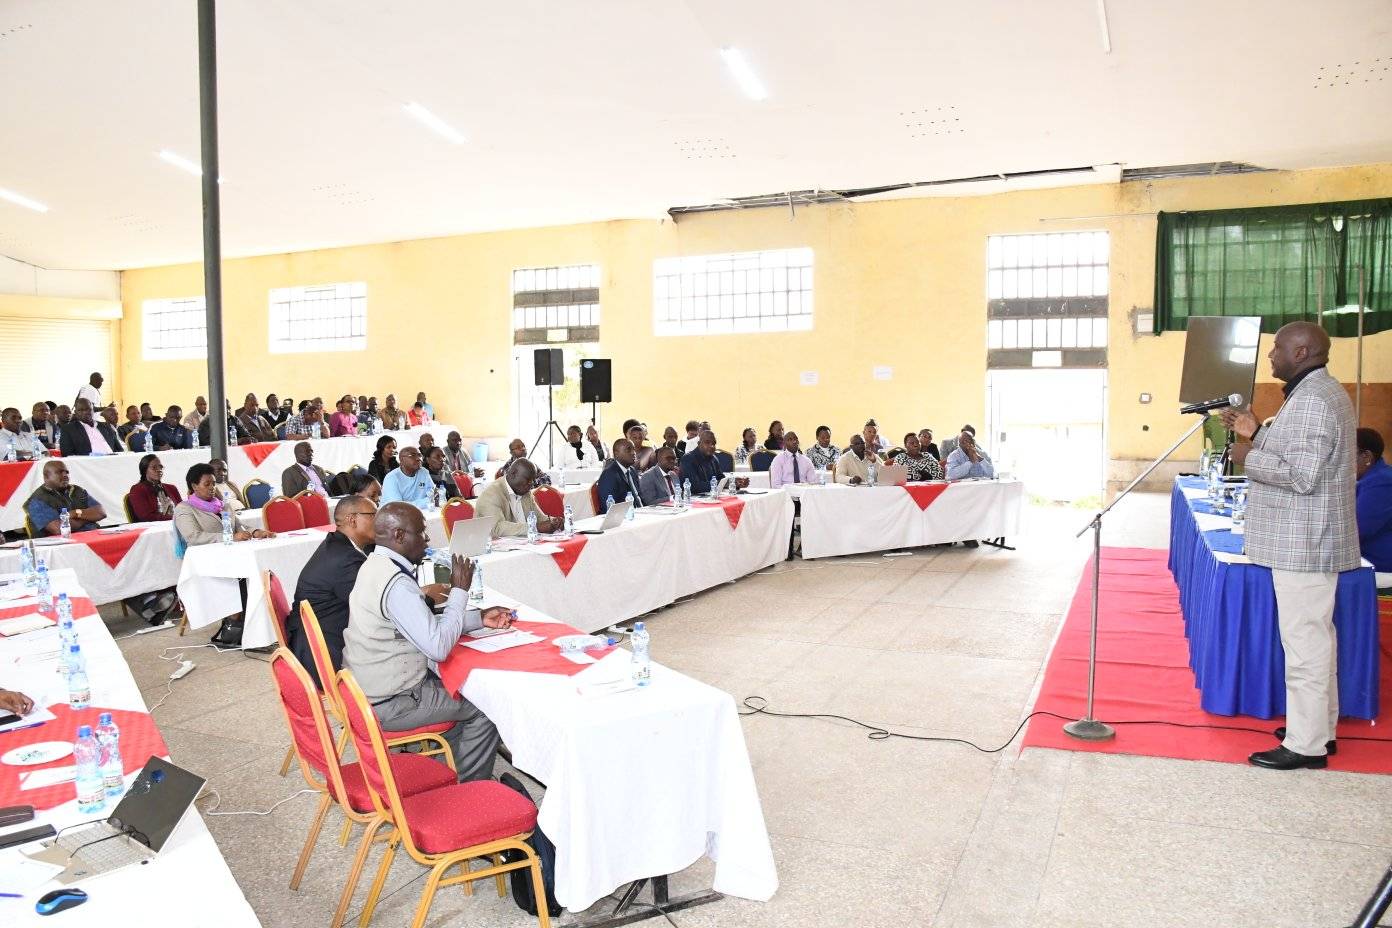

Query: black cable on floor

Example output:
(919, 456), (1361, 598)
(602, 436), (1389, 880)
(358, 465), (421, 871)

(738, 696), (1392, 752)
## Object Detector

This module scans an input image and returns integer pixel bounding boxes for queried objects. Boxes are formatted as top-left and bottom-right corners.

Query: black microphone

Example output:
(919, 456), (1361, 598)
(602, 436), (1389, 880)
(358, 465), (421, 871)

(1179, 393), (1243, 415)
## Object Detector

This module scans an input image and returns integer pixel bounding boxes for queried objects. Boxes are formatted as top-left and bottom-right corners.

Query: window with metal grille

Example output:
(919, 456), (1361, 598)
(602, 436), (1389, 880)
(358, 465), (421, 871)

(142, 296), (207, 360)
(653, 247), (813, 336)
(986, 232), (1109, 367)
(268, 282), (366, 353)
(511, 264), (600, 345)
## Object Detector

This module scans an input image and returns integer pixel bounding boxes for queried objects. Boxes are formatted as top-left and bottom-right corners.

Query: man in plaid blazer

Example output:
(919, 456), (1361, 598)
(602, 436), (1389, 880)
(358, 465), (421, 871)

(1224, 321), (1359, 771)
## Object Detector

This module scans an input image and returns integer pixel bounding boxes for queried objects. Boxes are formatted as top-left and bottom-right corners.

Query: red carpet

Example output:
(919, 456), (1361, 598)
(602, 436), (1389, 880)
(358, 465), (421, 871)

(1022, 547), (1392, 774)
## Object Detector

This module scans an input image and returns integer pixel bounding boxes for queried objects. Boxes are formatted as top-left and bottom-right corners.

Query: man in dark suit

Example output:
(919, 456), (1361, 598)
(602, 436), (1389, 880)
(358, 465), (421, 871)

(679, 429), (749, 494)
(595, 439), (643, 512)
(282, 441), (333, 496)
(58, 398), (122, 456)
(286, 495), (377, 687)
(639, 445), (681, 505)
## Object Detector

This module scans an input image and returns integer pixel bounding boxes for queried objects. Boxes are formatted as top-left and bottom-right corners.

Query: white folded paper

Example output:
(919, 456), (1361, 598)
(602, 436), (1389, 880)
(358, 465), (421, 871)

(460, 630), (545, 653)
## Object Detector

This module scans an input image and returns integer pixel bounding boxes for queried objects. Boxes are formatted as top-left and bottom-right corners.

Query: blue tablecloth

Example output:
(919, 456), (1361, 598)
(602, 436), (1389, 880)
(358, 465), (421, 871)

(1168, 478), (1379, 719)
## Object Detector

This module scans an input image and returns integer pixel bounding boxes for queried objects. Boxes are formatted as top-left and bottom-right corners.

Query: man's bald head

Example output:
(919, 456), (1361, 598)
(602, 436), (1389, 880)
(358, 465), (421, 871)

(373, 501), (428, 562)
(505, 457), (538, 495)
(334, 494), (377, 546)
(1269, 321), (1332, 382)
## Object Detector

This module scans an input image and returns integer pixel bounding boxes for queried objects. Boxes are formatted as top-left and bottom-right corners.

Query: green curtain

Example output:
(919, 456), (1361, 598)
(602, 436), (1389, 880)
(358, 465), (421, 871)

(1154, 198), (1392, 336)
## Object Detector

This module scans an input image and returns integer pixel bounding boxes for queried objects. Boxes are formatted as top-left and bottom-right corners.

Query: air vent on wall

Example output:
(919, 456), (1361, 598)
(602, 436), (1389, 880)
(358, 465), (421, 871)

(0, 23), (33, 40)
(673, 138), (736, 161)
(900, 105), (964, 139)
(1313, 59), (1387, 88)
(310, 183), (375, 206)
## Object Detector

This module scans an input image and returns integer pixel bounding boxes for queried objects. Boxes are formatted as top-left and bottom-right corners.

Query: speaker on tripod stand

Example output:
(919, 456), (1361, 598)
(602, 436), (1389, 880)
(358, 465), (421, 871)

(529, 348), (567, 467)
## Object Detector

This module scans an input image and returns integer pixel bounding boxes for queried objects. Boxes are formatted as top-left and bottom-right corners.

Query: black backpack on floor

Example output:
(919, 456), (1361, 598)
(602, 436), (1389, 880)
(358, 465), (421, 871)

(497, 772), (562, 918)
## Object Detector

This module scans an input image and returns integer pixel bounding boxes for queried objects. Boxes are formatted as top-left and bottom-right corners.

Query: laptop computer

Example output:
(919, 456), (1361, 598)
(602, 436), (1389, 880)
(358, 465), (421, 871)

(576, 499), (632, 534)
(447, 515), (499, 558)
(876, 463), (909, 486)
(32, 757), (205, 884)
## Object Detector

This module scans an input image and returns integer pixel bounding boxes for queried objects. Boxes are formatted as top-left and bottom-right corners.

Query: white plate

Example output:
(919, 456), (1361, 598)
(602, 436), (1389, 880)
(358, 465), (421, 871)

(2, 740), (74, 766)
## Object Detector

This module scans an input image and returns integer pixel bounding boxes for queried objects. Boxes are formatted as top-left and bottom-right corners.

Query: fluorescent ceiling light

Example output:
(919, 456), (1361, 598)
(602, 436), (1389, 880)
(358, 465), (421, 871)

(719, 47), (768, 101)
(0, 186), (49, 213)
(404, 102), (466, 144)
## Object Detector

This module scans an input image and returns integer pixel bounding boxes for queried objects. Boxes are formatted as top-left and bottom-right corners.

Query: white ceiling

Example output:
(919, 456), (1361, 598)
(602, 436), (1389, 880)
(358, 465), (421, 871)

(1, 0), (1390, 271)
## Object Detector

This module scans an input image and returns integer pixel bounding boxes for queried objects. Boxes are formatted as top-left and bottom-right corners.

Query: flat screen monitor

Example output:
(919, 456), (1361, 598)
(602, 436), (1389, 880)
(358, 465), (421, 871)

(1178, 316), (1262, 406)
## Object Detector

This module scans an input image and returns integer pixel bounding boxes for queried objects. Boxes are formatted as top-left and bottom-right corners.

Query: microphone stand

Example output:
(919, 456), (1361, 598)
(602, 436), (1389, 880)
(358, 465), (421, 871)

(1064, 412), (1212, 741)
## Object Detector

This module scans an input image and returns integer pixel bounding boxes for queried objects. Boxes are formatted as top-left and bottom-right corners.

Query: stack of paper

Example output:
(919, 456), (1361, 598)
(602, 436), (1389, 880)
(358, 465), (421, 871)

(460, 629), (544, 653)
(0, 614), (53, 637)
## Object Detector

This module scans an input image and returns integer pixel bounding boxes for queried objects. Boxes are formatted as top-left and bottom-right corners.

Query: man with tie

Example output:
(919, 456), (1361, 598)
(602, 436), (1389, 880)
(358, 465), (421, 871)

(58, 398), (122, 456)
(679, 429), (749, 494)
(596, 439), (644, 512)
(639, 445), (682, 505)
(282, 442), (333, 497)
(768, 430), (817, 489)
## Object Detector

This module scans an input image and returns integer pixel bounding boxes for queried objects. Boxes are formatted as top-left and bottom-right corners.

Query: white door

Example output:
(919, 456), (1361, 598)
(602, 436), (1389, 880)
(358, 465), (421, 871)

(511, 344), (600, 468)
(985, 369), (1107, 503)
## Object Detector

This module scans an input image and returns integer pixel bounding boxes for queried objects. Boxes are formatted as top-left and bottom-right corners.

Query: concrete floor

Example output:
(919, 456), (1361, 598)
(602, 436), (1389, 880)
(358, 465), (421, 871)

(104, 491), (1392, 927)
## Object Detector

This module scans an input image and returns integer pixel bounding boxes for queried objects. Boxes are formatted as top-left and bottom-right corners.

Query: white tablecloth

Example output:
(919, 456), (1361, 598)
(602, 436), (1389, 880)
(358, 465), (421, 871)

(0, 425), (456, 533)
(794, 479), (1025, 559)
(458, 592), (777, 911)
(480, 490), (794, 633)
(0, 526), (182, 607)
(0, 570), (260, 927)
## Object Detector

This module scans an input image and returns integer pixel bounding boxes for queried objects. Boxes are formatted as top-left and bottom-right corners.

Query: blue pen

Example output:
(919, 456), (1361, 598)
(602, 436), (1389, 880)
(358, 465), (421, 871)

(5, 721), (45, 733)
(0, 893), (23, 898)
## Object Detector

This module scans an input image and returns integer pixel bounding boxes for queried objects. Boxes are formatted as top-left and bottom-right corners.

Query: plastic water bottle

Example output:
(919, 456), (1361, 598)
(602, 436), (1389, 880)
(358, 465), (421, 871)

(558, 463), (566, 487)
(67, 644), (90, 709)
(74, 725), (105, 814)
(228, 423), (237, 445)
(563, 503), (573, 537)
(1207, 459), (1221, 504)
(19, 542), (34, 586)
(32, 433), (46, 458)
(57, 594), (76, 651)
(469, 557), (484, 604)
(95, 712), (124, 797)
(630, 621), (651, 687)
(625, 500), (635, 522)
(4, 437), (15, 462)
(682, 478), (691, 503)
(1199, 449), (1211, 474)
(60, 508), (72, 538)
(709, 476), (717, 498)
(191, 427), (200, 449)
(1231, 486), (1247, 535)
(221, 507), (233, 545)
(867, 459), (878, 487)
(36, 560), (51, 613)
(605, 494), (616, 514)
(526, 510), (538, 544)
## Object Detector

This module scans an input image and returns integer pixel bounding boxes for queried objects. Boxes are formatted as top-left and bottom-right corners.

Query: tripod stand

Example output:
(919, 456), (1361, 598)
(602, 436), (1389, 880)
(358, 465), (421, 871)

(528, 383), (567, 469)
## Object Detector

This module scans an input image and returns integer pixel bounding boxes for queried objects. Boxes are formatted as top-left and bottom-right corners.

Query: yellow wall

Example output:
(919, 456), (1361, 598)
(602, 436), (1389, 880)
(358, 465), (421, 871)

(119, 162), (1392, 462)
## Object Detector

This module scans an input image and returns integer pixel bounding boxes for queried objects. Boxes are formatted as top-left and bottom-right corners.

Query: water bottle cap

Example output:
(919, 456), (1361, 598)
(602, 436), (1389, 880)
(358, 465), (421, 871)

(634, 621), (645, 631)
(60, 507), (68, 514)
(77, 725), (92, 737)
(58, 592), (68, 601)
(69, 643), (80, 654)
(98, 712), (112, 724)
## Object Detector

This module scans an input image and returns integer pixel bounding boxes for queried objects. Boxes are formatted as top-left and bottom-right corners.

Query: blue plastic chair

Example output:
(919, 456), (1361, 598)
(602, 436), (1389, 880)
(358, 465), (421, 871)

(244, 479), (274, 509)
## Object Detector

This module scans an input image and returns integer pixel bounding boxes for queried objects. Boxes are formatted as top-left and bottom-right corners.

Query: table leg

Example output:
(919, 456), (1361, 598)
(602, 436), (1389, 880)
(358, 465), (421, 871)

(566, 874), (723, 928)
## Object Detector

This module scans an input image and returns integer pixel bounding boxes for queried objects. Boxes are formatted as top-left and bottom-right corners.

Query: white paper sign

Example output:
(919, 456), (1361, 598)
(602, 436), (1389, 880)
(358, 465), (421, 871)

(873, 365), (893, 381)
(799, 371), (819, 386)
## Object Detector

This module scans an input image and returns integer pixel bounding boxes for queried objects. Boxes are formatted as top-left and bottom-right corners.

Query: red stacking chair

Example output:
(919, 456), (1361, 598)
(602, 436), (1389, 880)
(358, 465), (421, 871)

(260, 569), (299, 776)
(263, 495), (306, 533)
(452, 471), (474, 499)
(441, 499), (474, 540)
(533, 485), (564, 519)
(295, 491), (331, 527)
(588, 483), (601, 516)
(335, 670), (552, 928)
(267, 650), (455, 923)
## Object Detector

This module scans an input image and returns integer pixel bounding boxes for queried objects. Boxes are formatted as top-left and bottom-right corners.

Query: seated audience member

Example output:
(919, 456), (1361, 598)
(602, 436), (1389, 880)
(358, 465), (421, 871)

(27, 402), (56, 449)
(117, 405), (146, 440)
(283, 402), (325, 441)
(769, 430), (817, 488)
(418, 432), (437, 458)
(677, 420), (701, 455)
(262, 393), (288, 427)
(679, 430), (748, 492)
(129, 454), (182, 521)
(352, 473), (383, 505)
(287, 494), (377, 687)
(596, 439), (643, 511)
(639, 445), (682, 505)
(237, 394), (276, 442)
(424, 447), (461, 500)
(563, 425), (590, 464)
(1, 407), (36, 459)
(807, 425), (841, 470)
(344, 503), (513, 781)
(945, 430), (995, 480)
(661, 426), (680, 449)
(329, 396), (359, 437)
(862, 419), (889, 455)
(25, 461), (106, 535)
(894, 432), (945, 481)
(764, 420), (785, 452)
(585, 424), (607, 462)
(494, 438), (529, 478)
(1355, 427), (1392, 575)
(368, 436), (398, 483)
(183, 396), (208, 431)
(380, 446), (434, 508)
(624, 420), (655, 472)
(0, 687), (34, 716)
(919, 428), (940, 462)
(475, 459), (557, 537)
(356, 397), (376, 430)
(379, 394), (405, 430)
(407, 401), (429, 426)
(174, 463), (275, 545)
(59, 399), (122, 456)
(198, 402), (252, 446)
(100, 405), (121, 431)
(416, 391), (435, 420)
(138, 402), (157, 424)
(150, 405), (194, 450)
(834, 434), (874, 485)
(210, 458), (245, 512)
(442, 431), (468, 473)
(939, 424), (975, 461)
(282, 442), (332, 497)
(734, 427), (760, 464)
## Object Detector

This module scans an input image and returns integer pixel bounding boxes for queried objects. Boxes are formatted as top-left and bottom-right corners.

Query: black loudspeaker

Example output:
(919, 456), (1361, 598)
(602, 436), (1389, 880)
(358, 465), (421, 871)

(533, 348), (564, 386)
(580, 359), (612, 403)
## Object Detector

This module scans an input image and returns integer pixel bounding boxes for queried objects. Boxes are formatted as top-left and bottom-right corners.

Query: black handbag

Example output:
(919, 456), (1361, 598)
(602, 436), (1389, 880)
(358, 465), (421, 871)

(497, 772), (562, 918)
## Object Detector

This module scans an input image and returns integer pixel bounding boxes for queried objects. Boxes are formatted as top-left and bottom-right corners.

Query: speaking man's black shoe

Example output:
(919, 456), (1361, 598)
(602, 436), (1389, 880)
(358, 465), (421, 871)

(1272, 727), (1336, 755)
(1249, 745), (1327, 770)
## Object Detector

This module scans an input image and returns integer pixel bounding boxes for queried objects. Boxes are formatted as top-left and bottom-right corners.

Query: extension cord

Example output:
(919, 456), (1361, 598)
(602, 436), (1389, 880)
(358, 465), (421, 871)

(135, 621), (175, 635)
(170, 660), (195, 680)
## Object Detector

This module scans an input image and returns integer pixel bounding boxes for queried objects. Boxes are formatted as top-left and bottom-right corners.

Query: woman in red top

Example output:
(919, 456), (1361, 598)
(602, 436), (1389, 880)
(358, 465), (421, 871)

(128, 453), (183, 522)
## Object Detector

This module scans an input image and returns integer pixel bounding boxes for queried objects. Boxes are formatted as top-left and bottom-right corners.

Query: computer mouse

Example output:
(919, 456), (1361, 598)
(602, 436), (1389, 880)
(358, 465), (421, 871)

(35, 888), (88, 915)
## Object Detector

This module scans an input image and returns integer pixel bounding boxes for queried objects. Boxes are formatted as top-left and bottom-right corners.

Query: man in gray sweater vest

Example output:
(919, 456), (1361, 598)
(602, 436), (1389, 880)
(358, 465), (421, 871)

(343, 502), (516, 781)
